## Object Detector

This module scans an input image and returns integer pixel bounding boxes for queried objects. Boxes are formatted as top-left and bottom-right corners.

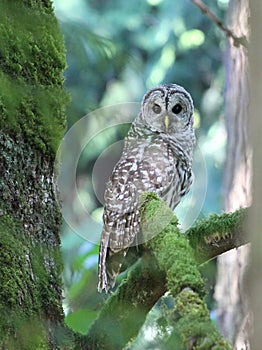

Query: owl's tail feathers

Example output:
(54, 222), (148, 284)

(97, 248), (128, 293)
(106, 248), (128, 290)
(97, 228), (128, 293)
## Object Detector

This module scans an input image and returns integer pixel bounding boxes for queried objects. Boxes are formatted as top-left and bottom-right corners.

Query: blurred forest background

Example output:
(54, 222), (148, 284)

(53, 0), (229, 343)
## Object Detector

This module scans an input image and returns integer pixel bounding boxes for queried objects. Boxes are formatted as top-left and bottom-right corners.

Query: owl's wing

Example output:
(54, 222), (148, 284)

(98, 141), (174, 292)
(97, 207), (140, 292)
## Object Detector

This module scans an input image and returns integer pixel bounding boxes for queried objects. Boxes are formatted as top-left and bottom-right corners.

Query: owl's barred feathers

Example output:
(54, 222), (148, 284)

(98, 84), (195, 292)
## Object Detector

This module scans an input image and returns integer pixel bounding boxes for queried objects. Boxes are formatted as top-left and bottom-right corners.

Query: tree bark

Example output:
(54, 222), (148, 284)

(0, 1), (72, 348)
(214, 0), (251, 348)
(248, 0), (262, 348)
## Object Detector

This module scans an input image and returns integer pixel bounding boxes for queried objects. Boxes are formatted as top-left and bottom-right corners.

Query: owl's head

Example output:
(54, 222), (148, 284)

(140, 84), (194, 135)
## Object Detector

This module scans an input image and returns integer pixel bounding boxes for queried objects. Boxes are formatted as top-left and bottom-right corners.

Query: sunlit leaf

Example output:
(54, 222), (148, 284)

(179, 29), (205, 50)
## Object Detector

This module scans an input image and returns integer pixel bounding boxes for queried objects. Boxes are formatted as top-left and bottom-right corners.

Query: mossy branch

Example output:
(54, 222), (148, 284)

(141, 193), (233, 349)
(170, 288), (232, 350)
(186, 208), (247, 263)
(83, 254), (166, 349)
(85, 194), (246, 348)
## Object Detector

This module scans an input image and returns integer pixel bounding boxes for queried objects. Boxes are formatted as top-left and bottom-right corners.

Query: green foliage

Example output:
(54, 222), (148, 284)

(65, 309), (98, 335)
(55, 0), (226, 126)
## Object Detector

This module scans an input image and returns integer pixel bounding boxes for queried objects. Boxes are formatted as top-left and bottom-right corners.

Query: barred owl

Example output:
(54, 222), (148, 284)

(98, 83), (195, 292)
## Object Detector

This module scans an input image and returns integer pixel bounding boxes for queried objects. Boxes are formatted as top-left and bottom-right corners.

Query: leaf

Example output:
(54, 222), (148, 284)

(65, 309), (98, 334)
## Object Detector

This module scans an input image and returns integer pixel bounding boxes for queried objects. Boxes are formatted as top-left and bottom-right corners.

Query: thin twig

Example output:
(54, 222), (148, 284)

(191, 0), (248, 48)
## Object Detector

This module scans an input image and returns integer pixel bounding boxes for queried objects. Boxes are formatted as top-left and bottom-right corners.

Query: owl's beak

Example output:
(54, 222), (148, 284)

(164, 115), (169, 131)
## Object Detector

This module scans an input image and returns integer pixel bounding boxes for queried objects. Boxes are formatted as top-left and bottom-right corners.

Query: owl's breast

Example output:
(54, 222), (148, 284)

(104, 136), (192, 214)
(104, 139), (171, 211)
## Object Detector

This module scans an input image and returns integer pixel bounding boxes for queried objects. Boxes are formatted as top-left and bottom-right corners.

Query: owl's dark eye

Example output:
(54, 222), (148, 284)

(152, 104), (162, 114)
(172, 103), (183, 114)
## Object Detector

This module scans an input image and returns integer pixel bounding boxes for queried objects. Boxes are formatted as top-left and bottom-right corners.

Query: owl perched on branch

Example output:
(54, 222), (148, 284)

(98, 83), (195, 292)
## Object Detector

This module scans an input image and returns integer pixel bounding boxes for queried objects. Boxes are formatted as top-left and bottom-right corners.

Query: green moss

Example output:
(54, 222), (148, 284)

(0, 212), (73, 349)
(0, 1), (69, 155)
(141, 194), (204, 297)
(86, 254), (166, 349)
(186, 209), (245, 242)
(0, 215), (31, 310)
(0, 215), (48, 349)
(140, 192), (178, 243)
(147, 225), (205, 296)
(0, 1), (77, 348)
(0, 131), (68, 348)
(140, 194), (233, 349)
(174, 289), (233, 349)
(185, 209), (246, 262)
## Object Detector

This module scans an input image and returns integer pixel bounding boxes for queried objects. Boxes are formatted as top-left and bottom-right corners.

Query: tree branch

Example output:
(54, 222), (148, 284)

(85, 194), (247, 348)
(191, 0), (248, 48)
(186, 208), (248, 263)
(83, 254), (166, 349)
(142, 193), (233, 349)
(169, 288), (232, 349)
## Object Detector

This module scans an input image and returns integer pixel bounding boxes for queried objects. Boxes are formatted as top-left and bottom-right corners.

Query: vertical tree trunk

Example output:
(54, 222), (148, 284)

(0, 1), (72, 348)
(215, 0), (251, 348)
(248, 1), (262, 348)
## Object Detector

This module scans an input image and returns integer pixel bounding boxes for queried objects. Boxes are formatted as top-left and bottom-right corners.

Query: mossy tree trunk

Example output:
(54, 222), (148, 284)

(0, 1), (72, 349)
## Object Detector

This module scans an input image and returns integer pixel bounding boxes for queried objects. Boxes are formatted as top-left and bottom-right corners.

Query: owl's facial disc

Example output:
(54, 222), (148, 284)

(141, 85), (194, 134)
